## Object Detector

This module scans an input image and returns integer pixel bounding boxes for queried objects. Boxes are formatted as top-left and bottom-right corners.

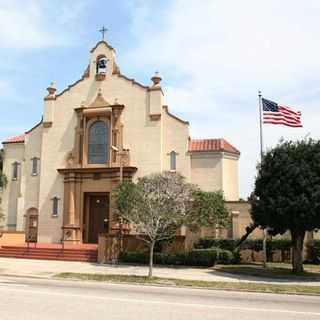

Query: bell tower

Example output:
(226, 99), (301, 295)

(87, 27), (116, 81)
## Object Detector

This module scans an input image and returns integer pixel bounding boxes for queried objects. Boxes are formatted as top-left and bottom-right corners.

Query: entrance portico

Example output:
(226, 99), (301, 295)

(58, 167), (137, 244)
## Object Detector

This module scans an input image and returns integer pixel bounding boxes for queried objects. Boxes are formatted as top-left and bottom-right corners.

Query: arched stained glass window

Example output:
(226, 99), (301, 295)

(88, 121), (108, 164)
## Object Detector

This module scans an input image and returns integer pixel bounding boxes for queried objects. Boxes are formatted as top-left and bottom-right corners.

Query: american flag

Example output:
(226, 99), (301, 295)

(262, 98), (302, 128)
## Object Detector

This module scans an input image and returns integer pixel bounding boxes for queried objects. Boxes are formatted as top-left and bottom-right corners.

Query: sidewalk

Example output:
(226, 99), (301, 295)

(0, 257), (319, 286)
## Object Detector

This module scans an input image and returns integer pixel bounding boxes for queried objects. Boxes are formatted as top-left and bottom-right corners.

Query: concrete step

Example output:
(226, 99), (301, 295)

(1, 246), (97, 254)
(0, 249), (97, 257)
(0, 251), (97, 259)
(0, 253), (97, 262)
(0, 245), (98, 262)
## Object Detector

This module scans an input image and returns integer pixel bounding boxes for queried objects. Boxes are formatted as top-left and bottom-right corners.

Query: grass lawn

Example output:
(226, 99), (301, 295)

(214, 263), (320, 281)
(55, 272), (320, 296)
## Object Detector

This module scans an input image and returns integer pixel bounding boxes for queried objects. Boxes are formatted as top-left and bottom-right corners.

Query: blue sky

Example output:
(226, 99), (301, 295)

(1, 0), (320, 198)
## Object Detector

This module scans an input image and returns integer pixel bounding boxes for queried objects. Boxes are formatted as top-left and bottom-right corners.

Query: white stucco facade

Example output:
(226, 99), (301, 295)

(1, 40), (240, 243)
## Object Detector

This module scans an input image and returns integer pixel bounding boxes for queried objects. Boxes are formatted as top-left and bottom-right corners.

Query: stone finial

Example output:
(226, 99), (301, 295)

(44, 82), (56, 101)
(114, 98), (119, 105)
(151, 71), (162, 87)
(47, 82), (56, 95)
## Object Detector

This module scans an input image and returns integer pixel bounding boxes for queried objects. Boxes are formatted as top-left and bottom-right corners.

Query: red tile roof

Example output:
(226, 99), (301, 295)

(189, 138), (240, 155)
(2, 120), (42, 144)
(3, 134), (25, 144)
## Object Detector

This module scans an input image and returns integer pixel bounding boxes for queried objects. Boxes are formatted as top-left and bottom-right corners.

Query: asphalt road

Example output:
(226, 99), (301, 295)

(0, 276), (319, 320)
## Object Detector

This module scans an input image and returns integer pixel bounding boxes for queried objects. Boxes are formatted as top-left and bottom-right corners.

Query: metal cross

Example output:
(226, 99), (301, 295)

(99, 26), (108, 40)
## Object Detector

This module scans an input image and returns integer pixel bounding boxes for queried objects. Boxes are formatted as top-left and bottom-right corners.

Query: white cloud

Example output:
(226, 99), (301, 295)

(0, 0), (87, 48)
(128, 0), (320, 197)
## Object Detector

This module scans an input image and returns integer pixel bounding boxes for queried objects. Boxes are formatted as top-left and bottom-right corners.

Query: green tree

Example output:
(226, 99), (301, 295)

(113, 172), (195, 278)
(251, 139), (320, 273)
(188, 190), (230, 232)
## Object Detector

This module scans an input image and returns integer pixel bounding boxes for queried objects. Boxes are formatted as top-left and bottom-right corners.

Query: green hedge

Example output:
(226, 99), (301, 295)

(119, 252), (149, 264)
(195, 238), (292, 252)
(307, 240), (320, 264)
(195, 239), (237, 251)
(185, 249), (217, 266)
(119, 248), (238, 267)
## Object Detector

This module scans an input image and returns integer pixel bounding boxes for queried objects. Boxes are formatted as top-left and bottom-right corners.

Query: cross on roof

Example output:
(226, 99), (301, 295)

(99, 26), (108, 40)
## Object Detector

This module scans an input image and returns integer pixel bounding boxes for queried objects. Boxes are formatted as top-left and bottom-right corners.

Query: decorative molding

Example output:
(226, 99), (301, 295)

(55, 77), (86, 99)
(89, 90), (110, 108)
(149, 114), (161, 121)
(90, 40), (115, 53)
(116, 73), (149, 89)
(95, 73), (106, 81)
(2, 139), (25, 145)
(57, 166), (137, 175)
(162, 105), (189, 125)
(43, 122), (53, 128)
(44, 96), (56, 101)
(25, 119), (43, 134)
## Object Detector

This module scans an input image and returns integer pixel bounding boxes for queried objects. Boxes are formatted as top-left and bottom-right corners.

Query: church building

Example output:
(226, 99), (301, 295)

(1, 40), (240, 245)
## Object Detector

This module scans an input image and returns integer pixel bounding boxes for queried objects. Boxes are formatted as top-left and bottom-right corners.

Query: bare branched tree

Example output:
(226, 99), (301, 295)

(113, 172), (195, 277)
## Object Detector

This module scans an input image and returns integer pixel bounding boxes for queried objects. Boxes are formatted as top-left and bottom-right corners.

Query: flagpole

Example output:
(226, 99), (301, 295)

(258, 90), (267, 268)
(258, 91), (263, 158)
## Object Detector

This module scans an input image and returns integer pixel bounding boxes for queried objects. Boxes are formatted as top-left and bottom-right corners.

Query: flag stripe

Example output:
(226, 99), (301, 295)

(263, 114), (300, 122)
(264, 112), (301, 121)
(279, 105), (301, 116)
(262, 98), (302, 128)
(263, 120), (303, 127)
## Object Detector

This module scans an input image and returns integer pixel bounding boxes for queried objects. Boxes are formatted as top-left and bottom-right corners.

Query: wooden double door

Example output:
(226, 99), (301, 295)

(85, 193), (109, 243)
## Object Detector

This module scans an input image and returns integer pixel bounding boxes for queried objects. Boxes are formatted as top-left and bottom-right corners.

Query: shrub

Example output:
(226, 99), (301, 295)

(154, 253), (186, 265)
(120, 249), (217, 267)
(231, 250), (241, 264)
(186, 249), (217, 267)
(194, 238), (296, 263)
(216, 249), (234, 264)
(195, 238), (292, 252)
(268, 239), (291, 251)
(194, 239), (237, 251)
(307, 240), (320, 264)
(120, 251), (149, 264)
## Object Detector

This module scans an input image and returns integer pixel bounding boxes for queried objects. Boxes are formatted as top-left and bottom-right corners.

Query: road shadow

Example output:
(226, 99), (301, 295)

(210, 265), (320, 284)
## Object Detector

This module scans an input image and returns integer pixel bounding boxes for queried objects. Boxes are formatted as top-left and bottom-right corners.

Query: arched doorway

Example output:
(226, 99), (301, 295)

(25, 208), (38, 243)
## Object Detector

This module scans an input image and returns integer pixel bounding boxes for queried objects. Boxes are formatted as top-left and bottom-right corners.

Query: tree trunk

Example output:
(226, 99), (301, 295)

(291, 230), (305, 274)
(148, 241), (155, 278)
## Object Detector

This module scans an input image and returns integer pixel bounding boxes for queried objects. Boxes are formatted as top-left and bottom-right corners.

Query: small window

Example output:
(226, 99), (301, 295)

(170, 151), (177, 171)
(31, 157), (39, 176)
(52, 197), (60, 217)
(12, 162), (19, 180)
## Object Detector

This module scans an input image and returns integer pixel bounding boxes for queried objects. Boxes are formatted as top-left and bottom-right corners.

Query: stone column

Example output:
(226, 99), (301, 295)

(68, 176), (75, 225)
(62, 172), (81, 244)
